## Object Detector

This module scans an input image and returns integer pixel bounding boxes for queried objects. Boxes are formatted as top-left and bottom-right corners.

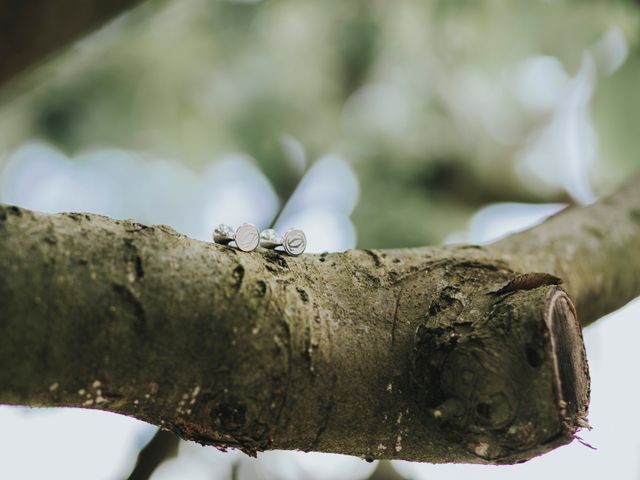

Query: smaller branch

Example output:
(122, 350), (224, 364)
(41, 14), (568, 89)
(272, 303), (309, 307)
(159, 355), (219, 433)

(127, 429), (179, 480)
(0, 0), (146, 86)
(493, 176), (640, 326)
(368, 461), (407, 480)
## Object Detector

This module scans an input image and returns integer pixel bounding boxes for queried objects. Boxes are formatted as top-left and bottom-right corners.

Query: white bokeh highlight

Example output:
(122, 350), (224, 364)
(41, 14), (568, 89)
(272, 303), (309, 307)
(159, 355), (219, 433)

(150, 442), (241, 480)
(518, 52), (598, 205)
(238, 451), (377, 480)
(274, 153), (359, 253)
(464, 202), (566, 244)
(0, 144), (280, 242)
(516, 28), (629, 204)
(0, 407), (155, 480)
(510, 55), (570, 114)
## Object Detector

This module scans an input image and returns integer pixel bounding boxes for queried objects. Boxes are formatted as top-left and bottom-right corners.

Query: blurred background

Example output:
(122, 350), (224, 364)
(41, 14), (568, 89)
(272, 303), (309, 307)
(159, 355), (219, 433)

(1, 0), (640, 478)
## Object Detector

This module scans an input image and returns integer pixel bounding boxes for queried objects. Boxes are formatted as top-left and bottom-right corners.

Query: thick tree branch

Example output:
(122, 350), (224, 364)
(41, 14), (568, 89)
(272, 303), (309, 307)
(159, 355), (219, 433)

(1, 178), (638, 464)
(0, 0), (145, 86)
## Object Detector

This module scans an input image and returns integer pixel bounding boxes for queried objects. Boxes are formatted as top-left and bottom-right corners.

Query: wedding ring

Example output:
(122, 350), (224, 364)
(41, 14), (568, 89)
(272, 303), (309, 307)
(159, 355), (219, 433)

(213, 223), (260, 252)
(282, 228), (306, 256)
(259, 229), (282, 249)
(213, 224), (235, 244)
(260, 228), (306, 256)
(234, 223), (260, 252)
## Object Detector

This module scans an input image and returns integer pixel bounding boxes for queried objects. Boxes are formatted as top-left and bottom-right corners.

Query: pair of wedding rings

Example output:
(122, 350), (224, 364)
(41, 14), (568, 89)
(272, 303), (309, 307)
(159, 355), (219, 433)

(212, 224), (306, 256)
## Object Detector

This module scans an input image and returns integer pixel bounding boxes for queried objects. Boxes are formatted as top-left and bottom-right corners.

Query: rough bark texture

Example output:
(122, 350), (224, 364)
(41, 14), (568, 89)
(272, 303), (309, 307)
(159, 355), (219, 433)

(0, 0), (145, 86)
(0, 178), (638, 464)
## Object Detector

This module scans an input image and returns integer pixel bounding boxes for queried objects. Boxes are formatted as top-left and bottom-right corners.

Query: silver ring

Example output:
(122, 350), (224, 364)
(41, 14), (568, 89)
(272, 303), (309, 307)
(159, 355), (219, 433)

(235, 223), (260, 252)
(213, 223), (260, 252)
(213, 224), (235, 245)
(260, 228), (306, 256)
(259, 228), (282, 249)
(282, 228), (306, 256)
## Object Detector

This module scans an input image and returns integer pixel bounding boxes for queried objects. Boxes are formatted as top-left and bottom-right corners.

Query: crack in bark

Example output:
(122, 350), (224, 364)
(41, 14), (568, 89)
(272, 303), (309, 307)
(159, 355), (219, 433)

(364, 249), (383, 267)
(311, 389), (335, 450)
(391, 293), (401, 346)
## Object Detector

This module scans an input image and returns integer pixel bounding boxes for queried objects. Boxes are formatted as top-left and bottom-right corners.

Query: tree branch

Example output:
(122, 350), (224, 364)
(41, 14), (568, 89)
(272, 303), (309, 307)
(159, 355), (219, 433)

(0, 0), (145, 86)
(1, 178), (638, 464)
(493, 177), (640, 326)
(128, 429), (179, 480)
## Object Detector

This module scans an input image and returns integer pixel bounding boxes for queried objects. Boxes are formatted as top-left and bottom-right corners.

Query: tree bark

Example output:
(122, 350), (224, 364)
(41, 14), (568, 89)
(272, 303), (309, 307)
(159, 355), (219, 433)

(1, 178), (638, 464)
(491, 177), (640, 327)
(0, 0), (145, 86)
